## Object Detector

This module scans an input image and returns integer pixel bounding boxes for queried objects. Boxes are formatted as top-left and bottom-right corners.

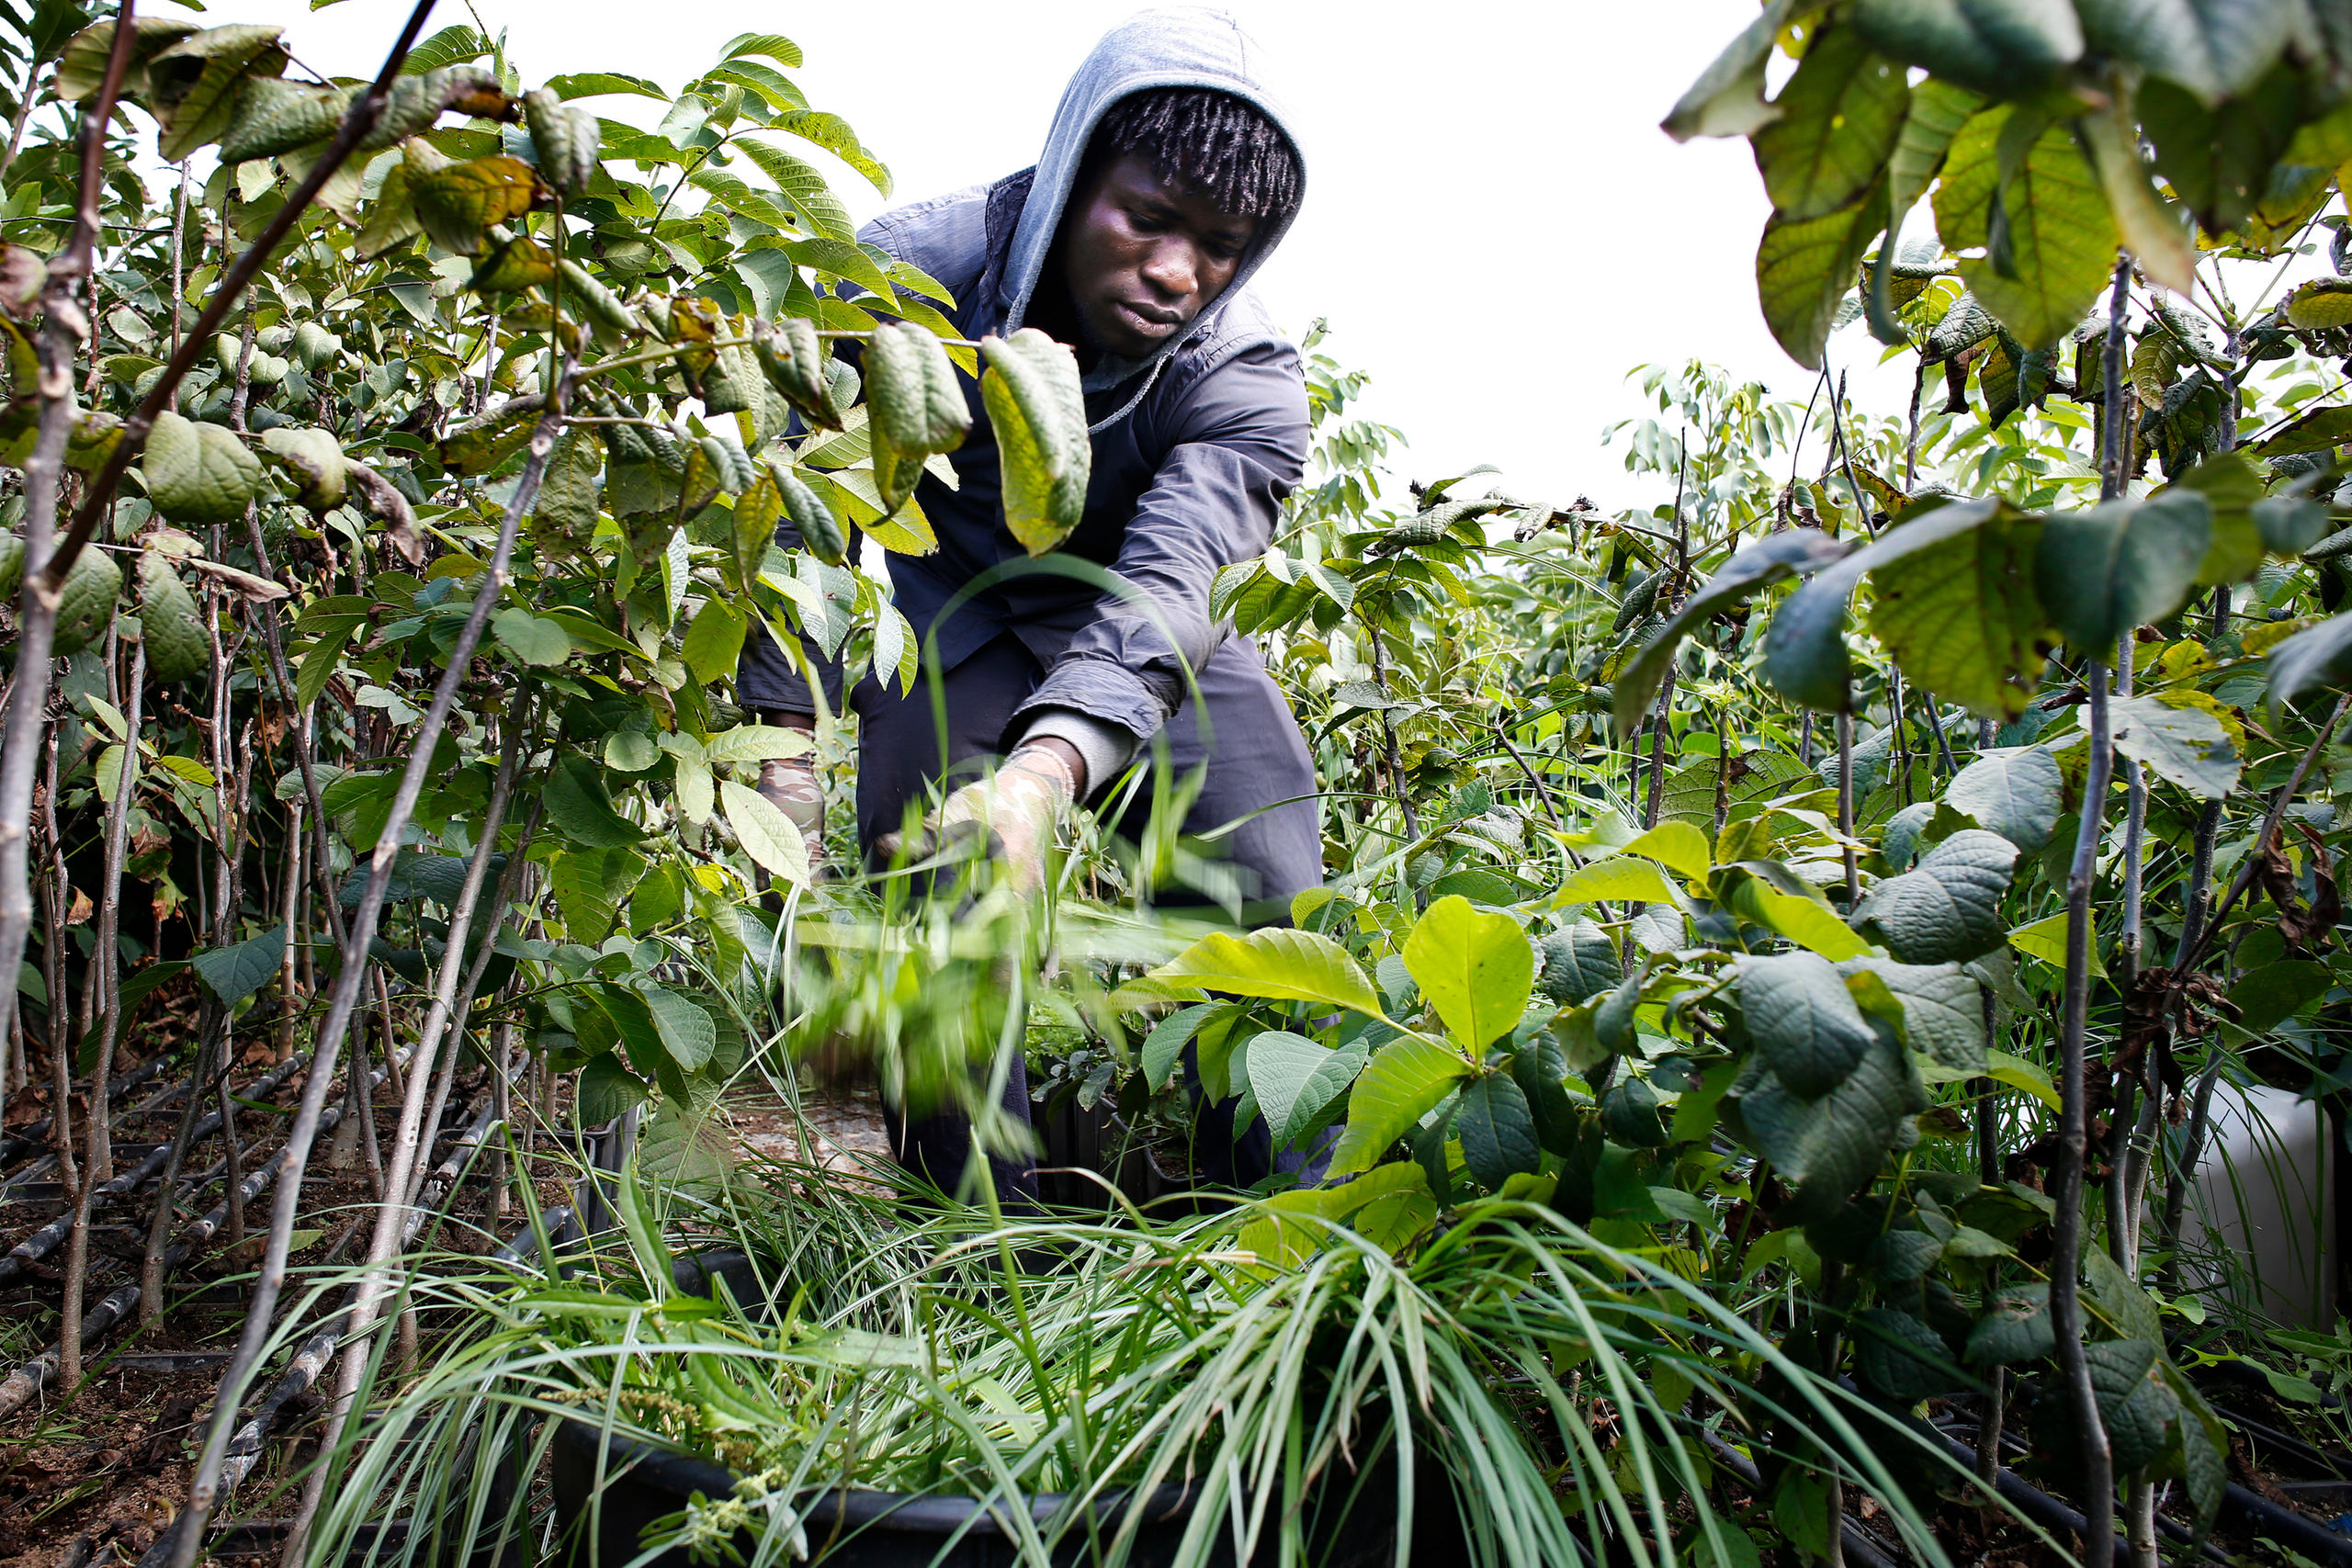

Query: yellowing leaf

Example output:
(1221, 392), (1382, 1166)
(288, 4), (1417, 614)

(980, 329), (1089, 555)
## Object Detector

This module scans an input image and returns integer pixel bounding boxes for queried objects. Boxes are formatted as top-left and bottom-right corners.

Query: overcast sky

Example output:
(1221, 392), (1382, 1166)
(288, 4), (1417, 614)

(187, 0), (1931, 510)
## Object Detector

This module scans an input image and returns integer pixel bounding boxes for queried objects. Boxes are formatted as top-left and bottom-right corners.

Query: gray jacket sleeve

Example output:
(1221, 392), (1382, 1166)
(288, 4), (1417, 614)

(1008, 340), (1309, 748)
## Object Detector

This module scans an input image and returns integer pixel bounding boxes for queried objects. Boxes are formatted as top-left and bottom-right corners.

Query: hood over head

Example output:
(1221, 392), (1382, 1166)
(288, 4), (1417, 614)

(1002, 7), (1305, 413)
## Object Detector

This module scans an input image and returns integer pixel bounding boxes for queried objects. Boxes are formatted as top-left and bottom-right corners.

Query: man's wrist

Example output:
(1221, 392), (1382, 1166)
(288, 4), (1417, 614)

(1012, 737), (1085, 798)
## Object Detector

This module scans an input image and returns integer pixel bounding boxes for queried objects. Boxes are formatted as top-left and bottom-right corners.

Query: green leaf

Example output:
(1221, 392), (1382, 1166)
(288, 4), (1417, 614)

(1457, 1074), (1543, 1188)
(2172, 452), (2266, 586)
(766, 109), (889, 195)
(2108, 694), (2240, 798)
(1756, 180), (1890, 370)
(2139, 66), (2302, 236)
(2075, 97), (2198, 296)
(1944, 744), (2061, 851)
(1612, 528), (1849, 736)
(2265, 612), (2352, 714)
(865, 321), (969, 513)
(1851, 0), (2083, 96)
(1246, 1031), (1366, 1152)
(143, 410), (263, 527)
(1728, 872), (1873, 960)
(1753, 23), (1910, 220)
(1737, 951), (1883, 1099)
(1839, 956), (1987, 1069)
(980, 329), (1090, 556)
(641, 983), (716, 1072)
(1863, 499), (2052, 720)
(2034, 491), (2211, 649)
(1955, 118), (2119, 350)
(257, 426), (347, 513)
(1330, 1036), (1476, 1177)
(2087, 1338), (2178, 1475)
(577, 1053), (650, 1125)
(1154, 927), (1383, 1018)
(1142, 1002), (1228, 1090)
(1404, 895), (1535, 1049)
(1855, 1307), (1964, 1401)
(550, 846), (645, 944)
(2250, 403), (2352, 459)
(1986, 1046), (2063, 1108)
(1622, 819), (1715, 882)
(718, 777), (810, 887)
(1767, 496), (2000, 712)
(191, 923), (285, 1006)
(2075, 0), (2300, 103)
(1967, 1281), (2054, 1364)
(1663, 0), (1795, 141)
(1555, 857), (1682, 907)
(543, 755), (644, 848)
(530, 427), (602, 559)
(681, 600), (747, 683)
(219, 75), (346, 162)
(1535, 920), (1622, 1004)
(492, 605), (572, 667)
(1735, 1022), (1925, 1221)
(149, 24), (291, 163)
(410, 156), (539, 256)
(2229, 959), (2333, 1033)
(1852, 828), (2018, 963)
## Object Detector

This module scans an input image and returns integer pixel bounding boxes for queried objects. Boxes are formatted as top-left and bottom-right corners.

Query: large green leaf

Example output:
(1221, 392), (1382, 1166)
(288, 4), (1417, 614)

(543, 755), (646, 848)
(1735, 1021), (1924, 1219)
(1852, 0), (2083, 95)
(2074, 0), (2301, 102)
(2139, 63), (2302, 235)
(1555, 857), (1683, 907)
(550, 846), (646, 944)
(1403, 895), (1535, 1048)
(1863, 499), (2051, 719)
(2108, 694), (2241, 797)
(1956, 118), (2119, 349)
(1757, 181), (1890, 369)
(1753, 23), (1911, 220)
(1856, 1307), (1965, 1401)
(1244, 1032), (1339, 1152)
(2033, 491), (2211, 649)
(1457, 1075), (1543, 1189)
(1943, 744), (2061, 850)
(191, 923), (285, 1006)
(717, 778), (810, 887)
(980, 330), (1089, 555)
(1839, 956), (1987, 1069)
(1852, 828), (2018, 963)
(1766, 496), (1998, 711)
(577, 1054), (650, 1125)
(1612, 528), (1849, 735)
(1967, 1280), (2054, 1364)
(1663, 0), (1796, 141)
(2265, 612), (2352, 713)
(1736, 950), (1883, 1099)
(642, 983), (717, 1072)
(144, 410), (264, 527)
(1329, 1036), (1476, 1177)
(1536, 920), (1623, 1004)
(1155, 928), (1384, 1018)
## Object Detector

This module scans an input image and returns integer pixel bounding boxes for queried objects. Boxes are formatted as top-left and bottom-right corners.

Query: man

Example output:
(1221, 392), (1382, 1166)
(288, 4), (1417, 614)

(736, 8), (1322, 1202)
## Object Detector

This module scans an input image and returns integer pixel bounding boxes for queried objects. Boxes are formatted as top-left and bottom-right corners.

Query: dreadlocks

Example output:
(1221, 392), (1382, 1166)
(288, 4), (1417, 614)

(1085, 87), (1302, 222)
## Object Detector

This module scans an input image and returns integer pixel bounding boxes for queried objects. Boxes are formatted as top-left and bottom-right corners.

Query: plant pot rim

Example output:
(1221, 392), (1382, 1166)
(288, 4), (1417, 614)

(555, 1416), (1208, 1538)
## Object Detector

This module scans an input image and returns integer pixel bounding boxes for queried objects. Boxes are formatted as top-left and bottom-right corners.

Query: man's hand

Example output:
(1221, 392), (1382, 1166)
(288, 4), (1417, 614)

(930, 741), (1081, 892)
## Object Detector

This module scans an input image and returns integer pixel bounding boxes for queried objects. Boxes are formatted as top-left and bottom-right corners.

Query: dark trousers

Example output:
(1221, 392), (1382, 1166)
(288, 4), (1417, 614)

(841, 631), (1327, 1205)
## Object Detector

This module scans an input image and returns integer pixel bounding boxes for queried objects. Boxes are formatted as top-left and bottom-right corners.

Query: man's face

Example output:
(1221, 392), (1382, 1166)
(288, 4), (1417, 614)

(1056, 152), (1258, 360)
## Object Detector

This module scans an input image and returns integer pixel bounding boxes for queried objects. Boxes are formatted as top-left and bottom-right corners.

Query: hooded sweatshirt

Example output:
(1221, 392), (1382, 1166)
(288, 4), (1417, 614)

(737, 7), (1311, 784)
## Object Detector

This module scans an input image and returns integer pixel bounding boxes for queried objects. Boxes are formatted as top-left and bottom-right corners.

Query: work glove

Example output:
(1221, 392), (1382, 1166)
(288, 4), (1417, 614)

(897, 744), (1077, 894)
(754, 754), (826, 875)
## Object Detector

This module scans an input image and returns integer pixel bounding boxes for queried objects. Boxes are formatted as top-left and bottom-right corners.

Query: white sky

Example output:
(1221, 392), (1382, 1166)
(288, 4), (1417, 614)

(170, 0), (1938, 509)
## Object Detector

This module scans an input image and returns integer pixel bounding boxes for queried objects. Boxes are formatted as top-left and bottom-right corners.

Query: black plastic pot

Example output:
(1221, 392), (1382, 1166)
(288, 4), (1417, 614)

(549, 1419), (1396, 1568)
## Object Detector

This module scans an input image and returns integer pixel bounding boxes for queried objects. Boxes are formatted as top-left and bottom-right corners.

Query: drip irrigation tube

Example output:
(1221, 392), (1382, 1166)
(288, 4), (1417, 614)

(4, 1066), (202, 1193)
(0, 1051), (311, 1285)
(146, 1199), (548, 1568)
(0, 1055), (171, 1168)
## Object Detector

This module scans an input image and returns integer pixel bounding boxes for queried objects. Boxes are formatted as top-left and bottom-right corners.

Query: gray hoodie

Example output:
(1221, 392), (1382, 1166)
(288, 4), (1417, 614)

(737, 7), (1312, 784)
